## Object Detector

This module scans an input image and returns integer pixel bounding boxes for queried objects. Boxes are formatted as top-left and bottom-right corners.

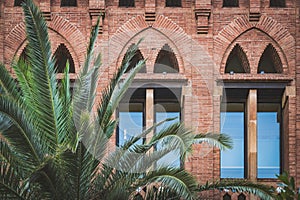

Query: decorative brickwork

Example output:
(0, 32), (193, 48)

(0, 1), (299, 198)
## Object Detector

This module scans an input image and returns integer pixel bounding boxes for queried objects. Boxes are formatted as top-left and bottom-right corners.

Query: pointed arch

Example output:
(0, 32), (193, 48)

(258, 44), (282, 73)
(53, 44), (75, 73)
(123, 45), (146, 73)
(238, 194), (246, 200)
(223, 193), (231, 200)
(154, 44), (179, 73)
(19, 45), (28, 63)
(14, 0), (24, 6)
(225, 44), (250, 73)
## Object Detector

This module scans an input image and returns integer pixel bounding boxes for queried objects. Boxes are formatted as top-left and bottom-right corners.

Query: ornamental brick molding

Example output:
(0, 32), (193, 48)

(215, 15), (295, 75)
(4, 15), (86, 71)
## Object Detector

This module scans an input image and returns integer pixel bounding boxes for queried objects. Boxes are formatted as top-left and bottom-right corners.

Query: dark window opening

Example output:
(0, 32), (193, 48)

(154, 44), (179, 73)
(223, 0), (239, 7)
(238, 194), (246, 200)
(61, 0), (77, 7)
(270, 0), (285, 7)
(258, 44), (283, 74)
(223, 193), (231, 200)
(225, 44), (250, 73)
(18, 46), (29, 63)
(14, 0), (24, 6)
(53, 44), (75, 73)
(123, 47), (146, 73)
(166, 0), (181, 7)
(119, 0), (135, 7)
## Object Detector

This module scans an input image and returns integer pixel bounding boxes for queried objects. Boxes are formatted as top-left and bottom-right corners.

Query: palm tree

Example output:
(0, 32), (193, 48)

(0, 0), (275, 199)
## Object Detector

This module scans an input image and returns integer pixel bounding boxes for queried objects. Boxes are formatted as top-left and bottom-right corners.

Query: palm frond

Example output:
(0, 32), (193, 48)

(198, 180), (274, 200)
(97, 41), (144, 131)
(0, 63), (20, 100)
(194, 132), (233, 151)
(0, 96), (42, 164)
(139, 168), (197, 200)
(22, 0), (59, 153)
(0, 161), (28, 200)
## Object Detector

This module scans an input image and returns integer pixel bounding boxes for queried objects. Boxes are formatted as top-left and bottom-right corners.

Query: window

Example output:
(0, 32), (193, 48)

(53, 44), (75, 73)
(225, 44), (250, 74)
(166, 0), (181, 7)
(223, 0), (239, 7)
(123, 47), (146, 73)
(221, 103), (245, 178)
(238, 194), (246, 200)
(61, 0), (77, 7)
(258, 44), (282, 74)
(18, 46), (29, 63)
(14, 0), (24, 6)
(221, 88), (283, 179)
(223, 193), (231, 200)
(118, 87), (182, 167)
(154, 44), (179, 73)
(257, 89), (282, 178)
(155, 88), (181, 168)
(117, 89), (145, 147)
(221, 89), (248, 178)
(270, 0), (285, 7)
(119, 0), (135, 7)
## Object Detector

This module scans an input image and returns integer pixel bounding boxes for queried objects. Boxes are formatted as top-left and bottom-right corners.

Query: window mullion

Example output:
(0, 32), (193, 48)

(146, 89), (154, 141)
(246, 89), (257, 180)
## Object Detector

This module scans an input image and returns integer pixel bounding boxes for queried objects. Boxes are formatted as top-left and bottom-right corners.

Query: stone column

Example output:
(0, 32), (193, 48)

(247, 89), (257, 180)
(146, 89), (154, 138)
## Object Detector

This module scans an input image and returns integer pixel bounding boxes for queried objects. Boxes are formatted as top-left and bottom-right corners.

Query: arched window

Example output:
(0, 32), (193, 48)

(223, 0), (239, 7)
(61, 0), (77, 7)
(166, 0), (181, 7)
(53, 44), (75, 73)
(258, 44), (282, 73)
(223, 193), (231, 200)
(238, 194), (246, 200)
(19, 46), (29, 63)
(225, 44), (250, 73)
(270, 0), (285, 7)
(123, 47), (146, 73)
(119, 0), (135, 7)
(154, 44), (179, 73)
(14, 0), (24, 6)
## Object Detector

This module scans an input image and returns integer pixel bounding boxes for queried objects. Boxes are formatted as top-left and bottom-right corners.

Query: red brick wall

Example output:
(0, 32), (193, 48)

(0, 0), (299, 198)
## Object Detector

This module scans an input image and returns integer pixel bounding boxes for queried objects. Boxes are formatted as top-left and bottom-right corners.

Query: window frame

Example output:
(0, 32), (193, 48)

(165, 0), (182, 7)
(119, 0), (135, 7)
(61, 0), (77, 7)
(220, 85), (285, 180)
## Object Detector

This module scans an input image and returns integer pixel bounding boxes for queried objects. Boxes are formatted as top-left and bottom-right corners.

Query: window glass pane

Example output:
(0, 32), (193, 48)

(118, 103), (143, 146)
(257, 103), (280, 178)
(221, 103), (244, 178)
(156, 111), (180, 168)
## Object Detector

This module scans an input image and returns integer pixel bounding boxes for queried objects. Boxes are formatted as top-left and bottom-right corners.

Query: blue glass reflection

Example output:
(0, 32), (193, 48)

(221, 112), (244, 178)
(156, 112), (180, 168)
(118, 112), (143, 146)
(257, 112), (280, 178)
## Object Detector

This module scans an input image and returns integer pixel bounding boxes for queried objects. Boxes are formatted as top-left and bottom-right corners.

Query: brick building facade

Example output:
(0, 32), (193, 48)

(0, 0), (299, 199)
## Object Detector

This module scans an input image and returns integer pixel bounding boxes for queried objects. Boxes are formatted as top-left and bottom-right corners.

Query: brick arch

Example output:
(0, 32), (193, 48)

(216, 15), (295, 74)
(4, 15), (86, 71)
(110, 15), (195, 74)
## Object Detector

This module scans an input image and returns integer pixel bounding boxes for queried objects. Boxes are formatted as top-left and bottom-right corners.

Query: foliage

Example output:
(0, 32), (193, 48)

(274, 172), (300, 200)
